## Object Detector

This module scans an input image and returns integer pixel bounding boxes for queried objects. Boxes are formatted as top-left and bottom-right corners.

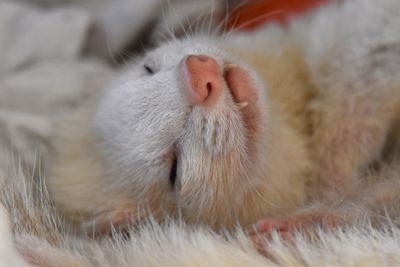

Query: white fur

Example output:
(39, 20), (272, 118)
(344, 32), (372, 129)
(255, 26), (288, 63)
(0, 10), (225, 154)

(2, 171), (400, 267)
(86, 0), (400, 228)
(4, 0), (400, 265)
(50, 36), (278, 229)
(0, 206), (32, 267)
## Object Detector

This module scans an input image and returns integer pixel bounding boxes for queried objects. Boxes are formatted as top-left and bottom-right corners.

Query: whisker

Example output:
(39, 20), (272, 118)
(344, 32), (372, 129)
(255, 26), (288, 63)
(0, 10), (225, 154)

(229, 10), (284, 33)
(104, 25), (120, 67)
(208, 0), (216, 36)
(159, 5), (177, 42)
(216, 0), (249, 37)
(165, 0), (190, 39)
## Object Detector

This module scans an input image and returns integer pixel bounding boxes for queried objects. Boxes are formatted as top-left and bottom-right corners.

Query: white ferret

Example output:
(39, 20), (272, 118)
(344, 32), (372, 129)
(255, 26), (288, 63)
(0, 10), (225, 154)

(45, 0), (400, 237)
(2, 0), (400, 266)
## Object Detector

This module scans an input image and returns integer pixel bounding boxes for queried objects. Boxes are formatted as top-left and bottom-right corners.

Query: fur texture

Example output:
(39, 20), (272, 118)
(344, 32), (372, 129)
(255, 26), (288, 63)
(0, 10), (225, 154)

(47, 37), (311, 232)
(2, 0), (400, 265)
(2, 167), (400, 266)
(47, 0), (400, 232)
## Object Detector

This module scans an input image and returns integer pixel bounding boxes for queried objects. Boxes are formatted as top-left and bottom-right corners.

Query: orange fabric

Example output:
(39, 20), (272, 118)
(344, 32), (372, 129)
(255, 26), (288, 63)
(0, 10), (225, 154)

(226, 0), (329, 31)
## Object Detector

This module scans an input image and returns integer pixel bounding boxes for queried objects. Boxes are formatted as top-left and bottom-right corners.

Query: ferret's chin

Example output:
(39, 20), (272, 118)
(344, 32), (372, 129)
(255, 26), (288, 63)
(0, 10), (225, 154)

(177, 66), (266, 202)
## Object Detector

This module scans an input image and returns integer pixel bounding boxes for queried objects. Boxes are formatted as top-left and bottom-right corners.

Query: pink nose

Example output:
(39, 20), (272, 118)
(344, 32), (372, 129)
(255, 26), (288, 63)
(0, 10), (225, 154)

(182, 55), (224, 106)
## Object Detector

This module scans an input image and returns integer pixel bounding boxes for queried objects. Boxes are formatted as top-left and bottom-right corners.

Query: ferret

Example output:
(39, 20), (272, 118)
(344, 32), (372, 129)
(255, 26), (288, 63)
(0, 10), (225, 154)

(44, 0), (400, 238)
(47, 28), (312, 234)
(3, 0), (400, 265)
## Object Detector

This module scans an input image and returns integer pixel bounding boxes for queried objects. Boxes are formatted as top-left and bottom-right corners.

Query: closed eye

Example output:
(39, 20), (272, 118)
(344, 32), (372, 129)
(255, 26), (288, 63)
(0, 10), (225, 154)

(143, 64), (155, 75)
(169, 158), (178, 188)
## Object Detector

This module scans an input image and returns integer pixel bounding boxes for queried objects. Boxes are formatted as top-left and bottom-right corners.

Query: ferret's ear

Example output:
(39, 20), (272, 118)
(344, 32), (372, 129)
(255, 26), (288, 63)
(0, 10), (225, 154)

(80, 210), (133, 238)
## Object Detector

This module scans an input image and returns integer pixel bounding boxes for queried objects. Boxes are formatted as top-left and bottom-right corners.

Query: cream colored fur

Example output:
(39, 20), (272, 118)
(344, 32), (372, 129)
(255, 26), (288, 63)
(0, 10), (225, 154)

(1, 168), (400, 267)
(47, 38), (311, 231)
(2, 0), (400, 265)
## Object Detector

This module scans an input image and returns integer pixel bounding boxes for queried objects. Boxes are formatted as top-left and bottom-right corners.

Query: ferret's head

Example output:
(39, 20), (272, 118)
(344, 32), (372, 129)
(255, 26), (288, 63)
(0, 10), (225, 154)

(92, 37), (270, 229)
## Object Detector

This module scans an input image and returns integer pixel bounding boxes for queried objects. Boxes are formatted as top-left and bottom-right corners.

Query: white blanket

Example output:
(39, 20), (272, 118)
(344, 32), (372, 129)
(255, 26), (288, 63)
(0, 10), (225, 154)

(0, 1), (115, 178)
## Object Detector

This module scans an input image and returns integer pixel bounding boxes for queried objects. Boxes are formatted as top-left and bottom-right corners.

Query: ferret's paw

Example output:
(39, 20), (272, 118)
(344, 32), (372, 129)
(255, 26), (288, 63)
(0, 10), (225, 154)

(247, 211), (344, 251)
(81, 211), (133, 237)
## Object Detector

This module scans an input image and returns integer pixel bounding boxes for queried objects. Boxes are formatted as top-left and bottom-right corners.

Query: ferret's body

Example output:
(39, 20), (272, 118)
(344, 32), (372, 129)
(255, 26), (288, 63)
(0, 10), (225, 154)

(3, 0), (400, 265)
(46, 0), (400, 234)
(47, 38), (317, 233)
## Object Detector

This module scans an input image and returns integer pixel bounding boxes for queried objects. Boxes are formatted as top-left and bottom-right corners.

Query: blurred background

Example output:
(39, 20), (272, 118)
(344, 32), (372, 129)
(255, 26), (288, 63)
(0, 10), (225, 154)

(0, 0), (327, 176)
(7, 0), (328, 62)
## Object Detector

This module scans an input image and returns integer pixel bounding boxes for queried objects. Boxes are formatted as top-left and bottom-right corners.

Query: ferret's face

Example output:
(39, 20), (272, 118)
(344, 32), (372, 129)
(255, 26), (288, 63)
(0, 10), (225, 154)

(93, 37), (269, 228)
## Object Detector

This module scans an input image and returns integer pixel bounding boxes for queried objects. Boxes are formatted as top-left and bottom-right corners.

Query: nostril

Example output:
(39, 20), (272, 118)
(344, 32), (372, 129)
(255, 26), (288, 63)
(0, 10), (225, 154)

(206, 82), (212, 93)
(183, 54), (224, 106)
